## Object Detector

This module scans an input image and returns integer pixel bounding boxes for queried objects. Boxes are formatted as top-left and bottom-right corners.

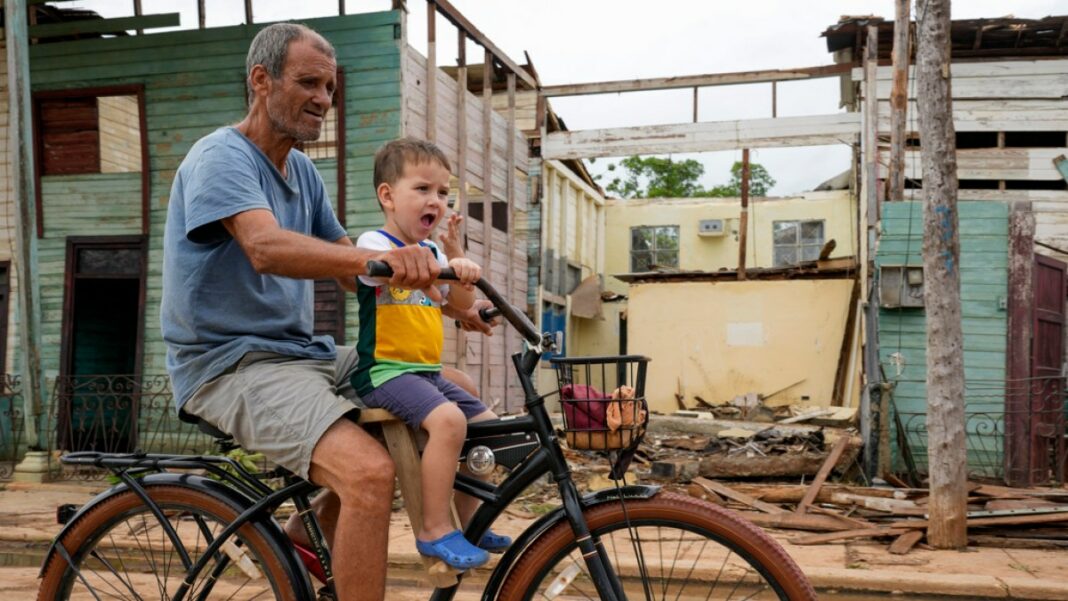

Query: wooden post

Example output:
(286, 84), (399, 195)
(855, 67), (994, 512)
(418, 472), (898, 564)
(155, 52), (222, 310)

(505, 71), (516, 411)
(5, 0), (46, 451)
(339, 0), (346, 16)
(480, 49), (494, 401)
(133, 0), (144, 34)
(860, 23), (882, 478)
(771, 81), (777, 118)
(244, 0), (253, 24)
(888, 0), (910, 202)
(916, 0), (967, 549)
(197, 0), (206, 29)
(425, 2), (437, 143)
(692, 87), (698, 123)
(454, 30), (468, 371)
(737, 148), (750, 280)
(1005, 203), (1035, 486)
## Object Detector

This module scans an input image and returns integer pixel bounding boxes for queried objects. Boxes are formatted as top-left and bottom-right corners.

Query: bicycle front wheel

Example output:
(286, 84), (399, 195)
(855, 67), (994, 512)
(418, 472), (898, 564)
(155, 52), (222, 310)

(38, 484), (306, 601)
(497, 492), (817, 601)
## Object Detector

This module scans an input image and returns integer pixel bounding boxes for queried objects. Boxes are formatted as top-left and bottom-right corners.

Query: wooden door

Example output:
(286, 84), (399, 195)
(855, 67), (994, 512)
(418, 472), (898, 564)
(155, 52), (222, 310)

(1029, 255), (1066, 484)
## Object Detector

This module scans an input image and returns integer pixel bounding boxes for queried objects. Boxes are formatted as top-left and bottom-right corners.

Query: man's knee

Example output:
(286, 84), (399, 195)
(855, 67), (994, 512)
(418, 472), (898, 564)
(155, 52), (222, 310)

(310, 419), (396, 500)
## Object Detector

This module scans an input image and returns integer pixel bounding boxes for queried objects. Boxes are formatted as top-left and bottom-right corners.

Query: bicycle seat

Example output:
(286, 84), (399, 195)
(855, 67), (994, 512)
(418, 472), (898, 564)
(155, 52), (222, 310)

(194, 418), (240, 453)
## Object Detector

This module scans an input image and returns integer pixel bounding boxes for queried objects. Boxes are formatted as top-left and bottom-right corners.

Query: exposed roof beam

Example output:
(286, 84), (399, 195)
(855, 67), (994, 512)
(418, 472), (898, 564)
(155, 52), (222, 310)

(540, 64), (851, 98)
(431, 0), (538, 90)
(542, 113), (861, 160)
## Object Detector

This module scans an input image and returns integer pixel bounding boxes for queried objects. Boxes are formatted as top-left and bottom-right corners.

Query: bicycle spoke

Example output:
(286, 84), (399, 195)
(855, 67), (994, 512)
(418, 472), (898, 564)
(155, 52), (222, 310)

(105, 530), (146, 601)
(87, 548), (147, 601)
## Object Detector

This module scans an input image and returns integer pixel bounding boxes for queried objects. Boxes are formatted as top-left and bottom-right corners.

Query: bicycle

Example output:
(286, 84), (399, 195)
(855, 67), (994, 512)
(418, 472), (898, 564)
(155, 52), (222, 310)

(37, 263), (817, 601)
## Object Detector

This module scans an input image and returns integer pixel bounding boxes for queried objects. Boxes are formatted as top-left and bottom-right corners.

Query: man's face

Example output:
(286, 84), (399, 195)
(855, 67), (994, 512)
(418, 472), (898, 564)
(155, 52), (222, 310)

(265, 37), (337, 142)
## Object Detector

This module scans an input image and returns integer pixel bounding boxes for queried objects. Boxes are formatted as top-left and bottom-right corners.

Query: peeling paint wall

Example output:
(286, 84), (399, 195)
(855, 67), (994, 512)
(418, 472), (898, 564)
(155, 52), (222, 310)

(627, 278), (855, 413)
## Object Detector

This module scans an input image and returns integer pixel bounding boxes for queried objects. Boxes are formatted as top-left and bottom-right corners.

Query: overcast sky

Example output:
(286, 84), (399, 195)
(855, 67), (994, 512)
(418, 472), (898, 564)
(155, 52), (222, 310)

(69, 0), (1064, 195)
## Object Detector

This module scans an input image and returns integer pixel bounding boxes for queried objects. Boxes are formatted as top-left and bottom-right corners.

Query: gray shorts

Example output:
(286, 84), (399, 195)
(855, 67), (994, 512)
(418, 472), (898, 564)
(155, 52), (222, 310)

(182, 346), (363, 479)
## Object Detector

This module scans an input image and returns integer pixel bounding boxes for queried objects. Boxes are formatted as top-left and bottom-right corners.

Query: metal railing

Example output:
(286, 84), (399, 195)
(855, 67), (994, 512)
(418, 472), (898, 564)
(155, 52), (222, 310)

(44, 374), (214, 480)
(0, 375), (25, 480)
(894, 376), (1067, 485)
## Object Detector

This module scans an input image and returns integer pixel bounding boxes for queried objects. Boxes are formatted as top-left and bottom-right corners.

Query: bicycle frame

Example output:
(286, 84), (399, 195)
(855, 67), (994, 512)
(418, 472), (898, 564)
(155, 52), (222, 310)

(55, 269), (647, 601)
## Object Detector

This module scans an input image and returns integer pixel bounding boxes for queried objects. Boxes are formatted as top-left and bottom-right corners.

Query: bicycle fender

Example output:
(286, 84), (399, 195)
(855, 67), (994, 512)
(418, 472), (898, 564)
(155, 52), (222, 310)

(478, 484), (660, 601)
(38, 473), (317, 601)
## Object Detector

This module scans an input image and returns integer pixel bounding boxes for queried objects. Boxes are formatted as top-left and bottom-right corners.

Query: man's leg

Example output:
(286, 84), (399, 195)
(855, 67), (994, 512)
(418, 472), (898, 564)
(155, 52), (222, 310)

(307, 418), (396, 601)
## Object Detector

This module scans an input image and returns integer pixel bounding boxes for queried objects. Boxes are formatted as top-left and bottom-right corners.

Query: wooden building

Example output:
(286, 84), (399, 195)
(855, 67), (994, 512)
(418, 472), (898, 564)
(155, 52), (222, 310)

(0, 1), (531, 471)
(826, 15), (1068, 485)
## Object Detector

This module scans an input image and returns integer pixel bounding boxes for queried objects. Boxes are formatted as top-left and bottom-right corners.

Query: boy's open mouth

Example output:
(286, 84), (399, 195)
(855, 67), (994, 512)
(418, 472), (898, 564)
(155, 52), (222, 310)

(420, 213), (436, 228)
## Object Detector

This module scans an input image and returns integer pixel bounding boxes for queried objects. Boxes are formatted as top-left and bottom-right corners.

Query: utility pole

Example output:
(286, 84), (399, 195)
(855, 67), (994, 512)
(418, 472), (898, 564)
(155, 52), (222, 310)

(916, 0), (968, 548)
(888, 0), (911, 202)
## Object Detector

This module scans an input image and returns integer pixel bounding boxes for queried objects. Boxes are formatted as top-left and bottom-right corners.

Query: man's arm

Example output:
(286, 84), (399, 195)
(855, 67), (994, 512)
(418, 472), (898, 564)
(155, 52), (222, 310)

(222, 209), (441, 293)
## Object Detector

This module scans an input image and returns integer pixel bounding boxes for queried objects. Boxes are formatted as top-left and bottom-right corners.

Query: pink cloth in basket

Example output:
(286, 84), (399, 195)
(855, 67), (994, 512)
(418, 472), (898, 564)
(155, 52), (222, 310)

(560, 384), (608, 431)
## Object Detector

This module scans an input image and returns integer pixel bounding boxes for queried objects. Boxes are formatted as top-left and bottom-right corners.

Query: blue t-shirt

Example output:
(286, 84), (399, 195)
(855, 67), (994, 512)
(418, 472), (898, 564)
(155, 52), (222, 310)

(161, 126), (348, 409)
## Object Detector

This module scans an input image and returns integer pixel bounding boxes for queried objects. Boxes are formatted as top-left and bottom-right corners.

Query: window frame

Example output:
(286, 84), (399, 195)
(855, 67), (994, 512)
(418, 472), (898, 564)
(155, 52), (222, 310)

(772, 219), (825, 267)
(32, 85), (149, 239)
(629, 225), (680, 272)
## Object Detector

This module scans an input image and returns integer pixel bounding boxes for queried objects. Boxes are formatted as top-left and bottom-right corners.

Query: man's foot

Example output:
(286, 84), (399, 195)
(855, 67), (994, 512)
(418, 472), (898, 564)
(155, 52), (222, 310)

(478, 530), (512, 553)
(416, 530), (489, 569)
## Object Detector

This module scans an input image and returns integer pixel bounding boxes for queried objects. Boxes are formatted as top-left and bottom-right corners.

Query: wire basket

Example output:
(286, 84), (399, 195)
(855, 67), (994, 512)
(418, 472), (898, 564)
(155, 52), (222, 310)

(551, 355), (650, 451)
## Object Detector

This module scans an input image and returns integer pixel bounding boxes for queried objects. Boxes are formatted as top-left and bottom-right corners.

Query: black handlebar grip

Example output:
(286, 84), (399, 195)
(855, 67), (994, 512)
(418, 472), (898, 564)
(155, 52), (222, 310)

(365, 260), (456, 280)
(479, 307), (502, 322)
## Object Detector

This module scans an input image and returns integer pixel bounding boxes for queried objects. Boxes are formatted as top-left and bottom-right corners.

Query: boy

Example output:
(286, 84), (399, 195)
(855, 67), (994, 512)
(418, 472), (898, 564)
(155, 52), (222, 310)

(353, 138), (510, 569)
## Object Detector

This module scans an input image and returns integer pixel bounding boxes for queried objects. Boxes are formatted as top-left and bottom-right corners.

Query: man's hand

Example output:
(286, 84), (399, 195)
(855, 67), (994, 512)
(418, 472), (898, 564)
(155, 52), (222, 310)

(445, 298), (500, 336)
(375, 245), (442, 303)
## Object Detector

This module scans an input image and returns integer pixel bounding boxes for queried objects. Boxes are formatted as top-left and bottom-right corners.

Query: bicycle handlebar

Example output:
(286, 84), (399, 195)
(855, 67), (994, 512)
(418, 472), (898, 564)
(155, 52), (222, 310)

(364, 260), (544, 347)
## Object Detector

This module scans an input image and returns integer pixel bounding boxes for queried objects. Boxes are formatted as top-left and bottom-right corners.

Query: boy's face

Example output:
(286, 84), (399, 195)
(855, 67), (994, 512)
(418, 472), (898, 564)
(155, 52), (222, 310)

(378, 160), (451, 245)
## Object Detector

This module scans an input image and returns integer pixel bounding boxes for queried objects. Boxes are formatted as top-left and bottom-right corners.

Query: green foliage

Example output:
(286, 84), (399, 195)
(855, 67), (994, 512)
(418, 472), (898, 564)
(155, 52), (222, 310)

(599, 156), (776, 199)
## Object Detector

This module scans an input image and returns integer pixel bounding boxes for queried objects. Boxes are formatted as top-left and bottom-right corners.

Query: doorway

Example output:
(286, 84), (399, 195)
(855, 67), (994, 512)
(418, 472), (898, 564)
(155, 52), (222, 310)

(57, 237), (146, 453)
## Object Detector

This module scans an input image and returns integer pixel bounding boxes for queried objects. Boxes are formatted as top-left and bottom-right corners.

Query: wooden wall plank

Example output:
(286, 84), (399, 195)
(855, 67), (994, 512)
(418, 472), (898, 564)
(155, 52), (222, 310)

(543, 113), (861, 160)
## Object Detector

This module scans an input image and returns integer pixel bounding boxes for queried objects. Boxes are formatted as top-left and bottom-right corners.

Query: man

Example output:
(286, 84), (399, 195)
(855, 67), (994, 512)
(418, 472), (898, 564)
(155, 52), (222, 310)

(161, 23), (492, 601)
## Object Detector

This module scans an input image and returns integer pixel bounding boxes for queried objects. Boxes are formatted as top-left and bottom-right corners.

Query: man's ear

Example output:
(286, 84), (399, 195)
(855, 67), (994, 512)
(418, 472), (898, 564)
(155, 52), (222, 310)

(377, 182), (394, 211)
(248, 64), (272, 102)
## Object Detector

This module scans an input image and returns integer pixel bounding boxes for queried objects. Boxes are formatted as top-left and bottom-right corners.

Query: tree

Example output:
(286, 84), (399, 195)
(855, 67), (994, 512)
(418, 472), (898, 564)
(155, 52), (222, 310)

(916, 0), (968, 548)
(706, 161), (776, 197)
(599, 156), (775, 198)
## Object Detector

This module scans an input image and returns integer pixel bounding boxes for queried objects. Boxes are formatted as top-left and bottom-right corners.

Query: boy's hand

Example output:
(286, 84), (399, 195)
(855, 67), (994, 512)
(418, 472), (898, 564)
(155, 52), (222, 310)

(448, 257), (481, 291)
(438, 213), (465, 258)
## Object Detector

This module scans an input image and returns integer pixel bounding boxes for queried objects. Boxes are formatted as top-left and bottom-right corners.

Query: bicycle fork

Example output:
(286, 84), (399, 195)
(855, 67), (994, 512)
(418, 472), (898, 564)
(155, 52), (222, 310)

(557, 478), (628, 601)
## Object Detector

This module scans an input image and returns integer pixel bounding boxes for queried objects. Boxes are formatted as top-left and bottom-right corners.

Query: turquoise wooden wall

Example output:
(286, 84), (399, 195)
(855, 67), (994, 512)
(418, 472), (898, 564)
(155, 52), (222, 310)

(28, 13), (404, 422)
(876, 201), (1009, 477)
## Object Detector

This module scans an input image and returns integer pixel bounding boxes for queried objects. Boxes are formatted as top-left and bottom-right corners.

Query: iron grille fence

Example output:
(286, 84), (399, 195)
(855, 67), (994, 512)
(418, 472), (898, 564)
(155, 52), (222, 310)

(894, 376), (1067, 485)
(44, 374), (214, 480)
(0, 375), (25, 480)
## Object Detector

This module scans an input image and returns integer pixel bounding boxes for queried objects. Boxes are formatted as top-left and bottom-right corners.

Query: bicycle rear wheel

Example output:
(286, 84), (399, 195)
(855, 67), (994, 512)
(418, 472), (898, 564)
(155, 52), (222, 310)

(497, 492), (816, 601)
(38, 484), (305, 601)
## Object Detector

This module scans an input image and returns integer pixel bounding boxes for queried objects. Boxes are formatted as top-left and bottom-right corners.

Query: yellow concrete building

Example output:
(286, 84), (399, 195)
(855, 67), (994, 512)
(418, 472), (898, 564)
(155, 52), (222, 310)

(596, 191), (861, 414)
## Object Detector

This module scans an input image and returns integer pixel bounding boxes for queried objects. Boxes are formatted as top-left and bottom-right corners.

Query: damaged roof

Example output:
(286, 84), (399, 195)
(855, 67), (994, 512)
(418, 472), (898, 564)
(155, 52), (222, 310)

(823, 14), (1068, 60)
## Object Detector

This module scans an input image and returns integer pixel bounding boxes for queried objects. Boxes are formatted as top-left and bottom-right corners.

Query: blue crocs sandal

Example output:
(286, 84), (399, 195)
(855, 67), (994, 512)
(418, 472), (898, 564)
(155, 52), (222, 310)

(416, 530), (489, 570)
(478, 530), (512, 553)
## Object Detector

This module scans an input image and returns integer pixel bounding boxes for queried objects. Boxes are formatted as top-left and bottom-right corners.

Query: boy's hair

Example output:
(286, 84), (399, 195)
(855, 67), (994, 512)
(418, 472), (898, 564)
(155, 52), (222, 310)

(373, 137), (451, 190)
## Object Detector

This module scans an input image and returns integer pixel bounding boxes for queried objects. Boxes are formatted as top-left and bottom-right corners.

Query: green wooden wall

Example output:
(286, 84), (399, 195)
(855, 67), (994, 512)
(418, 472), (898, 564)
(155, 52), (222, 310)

(876, 200), (1009, 477)
(28, 13), (404, 427)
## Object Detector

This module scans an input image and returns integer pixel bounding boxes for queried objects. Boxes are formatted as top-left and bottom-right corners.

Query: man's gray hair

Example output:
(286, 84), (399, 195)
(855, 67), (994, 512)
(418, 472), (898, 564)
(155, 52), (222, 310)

(246, 23), (336, 104)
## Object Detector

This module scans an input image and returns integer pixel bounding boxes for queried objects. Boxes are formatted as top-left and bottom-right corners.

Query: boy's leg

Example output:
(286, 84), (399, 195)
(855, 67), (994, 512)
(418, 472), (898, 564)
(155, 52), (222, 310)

(418, 403), (468, 540)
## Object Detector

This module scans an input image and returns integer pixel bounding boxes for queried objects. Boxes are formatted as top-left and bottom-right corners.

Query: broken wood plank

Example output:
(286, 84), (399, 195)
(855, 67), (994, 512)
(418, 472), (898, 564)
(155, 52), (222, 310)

(797, 436), (850, 514)
(888, 530), (925, 555)
(778, 407), (835, 425)
(890, 511), (1068, 529)
(791, 528), (911, 545)
(807, 505), (876, 529)
(728, 483), (914, 504)
(693, 477), (784, 514)
(829, 492), (926, 515)
(740, 511), (859, 532)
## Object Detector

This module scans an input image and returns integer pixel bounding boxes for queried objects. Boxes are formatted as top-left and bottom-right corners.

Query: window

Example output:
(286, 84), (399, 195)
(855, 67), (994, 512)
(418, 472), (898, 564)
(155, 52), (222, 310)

(36, 94), (143, 175)
(630, 226), (679, 272)
(467, 200), (508, 232)
(773, 220), (824, 267)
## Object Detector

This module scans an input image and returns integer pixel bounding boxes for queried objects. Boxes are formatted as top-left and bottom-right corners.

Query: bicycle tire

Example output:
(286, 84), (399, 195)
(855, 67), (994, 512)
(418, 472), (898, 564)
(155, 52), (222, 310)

(38, 483), (304, 601)
(497, 491), (817, 601)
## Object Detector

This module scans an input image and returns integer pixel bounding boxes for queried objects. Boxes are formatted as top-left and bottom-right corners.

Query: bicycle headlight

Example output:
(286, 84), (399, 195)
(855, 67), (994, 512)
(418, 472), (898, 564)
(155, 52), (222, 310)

(466, 445), (496, 476)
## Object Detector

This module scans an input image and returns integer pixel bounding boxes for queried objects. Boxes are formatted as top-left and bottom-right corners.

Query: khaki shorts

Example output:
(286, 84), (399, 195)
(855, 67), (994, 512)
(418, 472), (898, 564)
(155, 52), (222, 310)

(182, 346), (364, 479)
